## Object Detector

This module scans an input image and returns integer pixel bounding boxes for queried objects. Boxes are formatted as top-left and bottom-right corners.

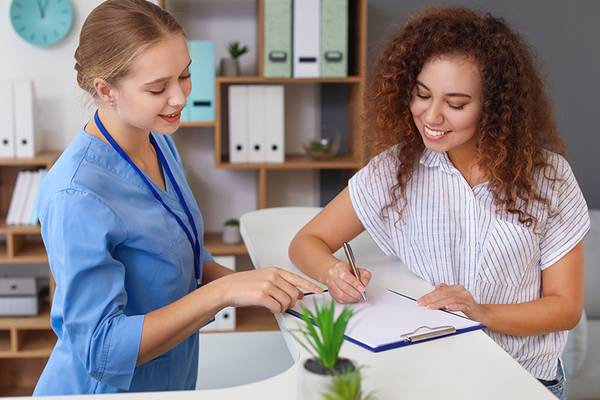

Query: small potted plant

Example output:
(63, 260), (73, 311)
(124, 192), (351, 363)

(324, 367), (376, 400)
(291, 299), (358, 400)
(222, 218), (241, 244)
(220, 41), (248, 76)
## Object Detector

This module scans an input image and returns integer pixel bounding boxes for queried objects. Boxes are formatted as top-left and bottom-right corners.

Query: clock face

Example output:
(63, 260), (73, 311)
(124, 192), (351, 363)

(10, 0), (74, 47)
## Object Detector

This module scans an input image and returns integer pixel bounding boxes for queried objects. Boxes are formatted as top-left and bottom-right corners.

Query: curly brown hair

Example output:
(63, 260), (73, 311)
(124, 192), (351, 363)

(365, 6), (565, 227)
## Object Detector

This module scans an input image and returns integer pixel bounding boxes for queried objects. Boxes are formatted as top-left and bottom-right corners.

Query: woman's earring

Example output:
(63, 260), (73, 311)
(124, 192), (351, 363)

(109, 100), (115, 107)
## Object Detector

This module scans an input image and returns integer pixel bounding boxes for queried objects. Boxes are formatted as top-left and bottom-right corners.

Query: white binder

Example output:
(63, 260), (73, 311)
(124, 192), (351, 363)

(30, 169), (47, 225)
(24, 170), (42, 225)
(201, 256), (236, 332)
(16, 171), (33, 225)
(13, 81), (40, 159)
(228, 85), (249, 163)
(293, 0), (321, 77)
(248, 86), (267, 163)
(264, 85), (285, 163)
(22, 171), (40, 226)
(6, 171), (25, 225)
(0, 81), (15, 158)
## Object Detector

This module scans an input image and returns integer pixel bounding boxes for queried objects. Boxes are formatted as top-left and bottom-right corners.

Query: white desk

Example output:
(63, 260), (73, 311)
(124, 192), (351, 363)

(18, 255), (554, 399)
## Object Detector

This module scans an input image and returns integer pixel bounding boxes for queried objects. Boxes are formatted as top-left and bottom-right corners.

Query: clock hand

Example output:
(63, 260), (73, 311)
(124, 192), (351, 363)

(37, 0), (50, 19)
(36, 0), (44, 18)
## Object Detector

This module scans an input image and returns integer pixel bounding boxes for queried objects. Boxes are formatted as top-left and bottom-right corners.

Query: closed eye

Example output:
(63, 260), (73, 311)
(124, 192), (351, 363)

(149, 75), (190, 95)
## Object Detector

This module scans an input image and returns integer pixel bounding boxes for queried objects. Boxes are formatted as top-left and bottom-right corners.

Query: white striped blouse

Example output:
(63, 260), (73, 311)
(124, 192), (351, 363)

(348, 146), (590, 380)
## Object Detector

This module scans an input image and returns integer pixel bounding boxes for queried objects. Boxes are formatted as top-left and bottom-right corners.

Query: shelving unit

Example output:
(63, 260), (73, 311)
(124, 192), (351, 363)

(161, 0), (368, 210)
(0, 0), (368, 394)
(0, 152), (58, 268)
(0, 152), (59, 395)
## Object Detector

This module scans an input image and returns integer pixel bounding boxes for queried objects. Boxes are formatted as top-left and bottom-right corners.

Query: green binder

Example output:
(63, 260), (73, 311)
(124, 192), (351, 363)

(321, 0), (348, 77)
(264, 0), (292, 77)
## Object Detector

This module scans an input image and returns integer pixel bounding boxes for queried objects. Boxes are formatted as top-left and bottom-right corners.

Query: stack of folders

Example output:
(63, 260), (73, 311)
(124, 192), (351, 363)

(200, 256), (236, 332)
(6, 169), (48, 226)
(0, 80), (41, 158)
(264, 0), (348, 78)
(228, 85), (284, 163)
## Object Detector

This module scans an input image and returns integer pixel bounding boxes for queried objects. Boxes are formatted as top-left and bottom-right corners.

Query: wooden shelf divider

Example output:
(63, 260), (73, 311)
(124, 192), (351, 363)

(204, 232), (247, 256)
(216, 76), (362, 84)
(216, 154), (362, 171)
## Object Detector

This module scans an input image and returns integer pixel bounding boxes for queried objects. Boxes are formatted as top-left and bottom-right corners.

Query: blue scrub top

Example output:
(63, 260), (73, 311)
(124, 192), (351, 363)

(33, 129), (213, 395)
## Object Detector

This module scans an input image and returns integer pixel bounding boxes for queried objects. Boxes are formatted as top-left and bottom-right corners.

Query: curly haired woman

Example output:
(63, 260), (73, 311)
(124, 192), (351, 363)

(289, 6), (590, 399)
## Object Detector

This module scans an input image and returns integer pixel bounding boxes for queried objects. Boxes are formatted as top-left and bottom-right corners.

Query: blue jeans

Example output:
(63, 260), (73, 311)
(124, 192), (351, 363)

(537, 360), (566, 400)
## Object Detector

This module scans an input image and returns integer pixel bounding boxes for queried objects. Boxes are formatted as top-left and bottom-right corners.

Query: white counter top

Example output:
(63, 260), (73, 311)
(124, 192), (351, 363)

(18, 254), (554, 400)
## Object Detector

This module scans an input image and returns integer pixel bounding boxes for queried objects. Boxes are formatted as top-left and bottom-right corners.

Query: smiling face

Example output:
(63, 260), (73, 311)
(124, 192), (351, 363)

(409, 55), (482, 158)
(109, 32), (192, 135)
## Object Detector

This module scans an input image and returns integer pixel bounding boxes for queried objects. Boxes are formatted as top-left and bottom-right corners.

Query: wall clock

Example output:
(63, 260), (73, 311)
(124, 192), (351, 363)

(10, 0), (74, 47)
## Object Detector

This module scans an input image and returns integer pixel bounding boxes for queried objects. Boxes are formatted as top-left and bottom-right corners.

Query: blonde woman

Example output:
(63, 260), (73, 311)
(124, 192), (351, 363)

(34, 0), (319, 395)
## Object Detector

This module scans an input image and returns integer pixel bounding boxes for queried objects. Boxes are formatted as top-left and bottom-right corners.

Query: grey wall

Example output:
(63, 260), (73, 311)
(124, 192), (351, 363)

(367, 0), (600, 209)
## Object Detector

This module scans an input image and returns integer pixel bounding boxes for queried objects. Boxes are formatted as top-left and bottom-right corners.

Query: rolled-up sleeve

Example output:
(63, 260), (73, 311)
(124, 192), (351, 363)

(40, 189), (143, 390)
(539, 155), (590, 270)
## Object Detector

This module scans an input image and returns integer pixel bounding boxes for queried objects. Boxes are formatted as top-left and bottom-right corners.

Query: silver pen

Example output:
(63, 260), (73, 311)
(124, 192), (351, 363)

(342, 242), (367, 302)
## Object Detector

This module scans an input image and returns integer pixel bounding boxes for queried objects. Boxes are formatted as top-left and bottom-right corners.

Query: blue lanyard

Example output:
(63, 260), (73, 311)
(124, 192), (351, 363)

(94, 110), (201, 285)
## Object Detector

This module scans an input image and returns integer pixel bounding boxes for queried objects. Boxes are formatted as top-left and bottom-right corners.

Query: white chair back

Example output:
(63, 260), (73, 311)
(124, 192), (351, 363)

(240, 207), (382, 282)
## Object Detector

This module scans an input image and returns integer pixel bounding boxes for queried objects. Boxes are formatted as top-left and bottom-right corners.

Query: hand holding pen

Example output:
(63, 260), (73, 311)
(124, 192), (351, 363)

(323, 242), (372, 304)
(343, 242), (367, 302)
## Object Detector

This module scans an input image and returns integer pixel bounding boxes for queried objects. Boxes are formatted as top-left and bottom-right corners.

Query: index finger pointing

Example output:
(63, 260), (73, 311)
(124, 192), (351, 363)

(279, 270), (323, 293)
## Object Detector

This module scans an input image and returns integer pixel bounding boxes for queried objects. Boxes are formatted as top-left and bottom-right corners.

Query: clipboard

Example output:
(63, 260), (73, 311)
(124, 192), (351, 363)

(287, 288), (485, 353)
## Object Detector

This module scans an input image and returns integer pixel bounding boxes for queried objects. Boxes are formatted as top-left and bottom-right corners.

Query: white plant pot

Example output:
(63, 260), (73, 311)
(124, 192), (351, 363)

(222, 226), (241, 244)
(297, 358), (356, 400)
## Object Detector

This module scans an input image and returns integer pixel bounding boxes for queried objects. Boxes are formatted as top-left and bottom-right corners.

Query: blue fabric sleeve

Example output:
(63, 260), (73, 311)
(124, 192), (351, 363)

(41, 189), (144, 390)
(201, 246), (213, 264)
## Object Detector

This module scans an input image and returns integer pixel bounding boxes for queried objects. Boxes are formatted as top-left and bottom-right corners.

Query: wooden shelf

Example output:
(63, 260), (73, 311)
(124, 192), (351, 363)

(0, 386), (34, 397)
(234, 306), (279, 332)
(217, 154), (362, 170)
(0, 220), (41, 235)
(204, 232), (247, 255)
(0, 358), (47, 391)
(216, 76), (362, 85)
(0, 151), (60, 168)
(0, 304), (51, 330)
(0, 306), (55, 359)
(0, 330), (10, 353)
(179, 121), (214, 128)
(14, 330), (56, 358)
(0, 235), (47, 264)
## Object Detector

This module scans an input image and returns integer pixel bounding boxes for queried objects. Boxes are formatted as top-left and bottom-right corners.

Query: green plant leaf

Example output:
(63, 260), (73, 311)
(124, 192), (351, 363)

(227, 41), (248, 59)
(322, 367), (377, 400)
(287, 329), (318, 360)
(291, 299), (355, 371)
